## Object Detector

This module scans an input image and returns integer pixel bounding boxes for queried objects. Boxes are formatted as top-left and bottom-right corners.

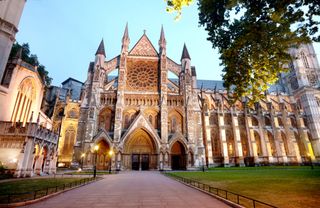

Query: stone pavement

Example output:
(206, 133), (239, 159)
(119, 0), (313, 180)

(23, 171), (230, 208)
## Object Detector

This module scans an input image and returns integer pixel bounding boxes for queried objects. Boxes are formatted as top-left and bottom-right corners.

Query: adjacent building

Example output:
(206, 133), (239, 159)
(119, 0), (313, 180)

(0, 50), (58, 177)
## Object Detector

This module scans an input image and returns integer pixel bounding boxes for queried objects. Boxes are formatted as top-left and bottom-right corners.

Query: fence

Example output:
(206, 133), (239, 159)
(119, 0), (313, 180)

(165, 173), (277, 208)
(0, 177), (97, 204)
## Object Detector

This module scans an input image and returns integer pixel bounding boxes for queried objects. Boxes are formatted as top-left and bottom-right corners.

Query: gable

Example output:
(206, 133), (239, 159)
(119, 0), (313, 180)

(129, 35), (158, 57)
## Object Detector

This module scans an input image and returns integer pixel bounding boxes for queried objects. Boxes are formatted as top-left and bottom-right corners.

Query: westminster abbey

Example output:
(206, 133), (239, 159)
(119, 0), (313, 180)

(49, 25), (320, 171)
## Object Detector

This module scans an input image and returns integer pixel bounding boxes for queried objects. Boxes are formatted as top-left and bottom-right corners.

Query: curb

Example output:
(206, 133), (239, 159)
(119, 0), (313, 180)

(0, 178), (103, 208)
(164, 175), (243, 208)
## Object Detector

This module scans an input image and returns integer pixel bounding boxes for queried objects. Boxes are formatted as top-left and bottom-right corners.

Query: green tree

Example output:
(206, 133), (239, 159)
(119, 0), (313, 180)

(166, 0), (319, 104)
(9, 42), (52, 86)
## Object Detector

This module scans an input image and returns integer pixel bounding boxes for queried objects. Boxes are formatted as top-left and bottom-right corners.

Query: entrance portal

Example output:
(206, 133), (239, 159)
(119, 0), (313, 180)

(132, 154), (140, 170)
(96, 140), (110, 170)
(171, 141), (186, 170)
(123, 129), (158, 170)
(131, 154), (150, 170)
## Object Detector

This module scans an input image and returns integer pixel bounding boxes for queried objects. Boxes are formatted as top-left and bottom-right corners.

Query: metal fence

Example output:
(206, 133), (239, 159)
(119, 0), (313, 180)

(165, 173), (277, 208)
(0, 177), (97, 204)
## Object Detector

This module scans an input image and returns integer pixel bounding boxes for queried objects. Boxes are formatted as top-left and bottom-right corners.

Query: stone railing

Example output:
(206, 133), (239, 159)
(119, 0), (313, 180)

(0, 121), (58, 144)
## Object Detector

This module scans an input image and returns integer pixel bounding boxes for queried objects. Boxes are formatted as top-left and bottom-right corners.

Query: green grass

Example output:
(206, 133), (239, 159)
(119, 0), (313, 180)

(0, 178), (89, 194)
(0, 177), (92, 204)
(168, 167), (320, 208)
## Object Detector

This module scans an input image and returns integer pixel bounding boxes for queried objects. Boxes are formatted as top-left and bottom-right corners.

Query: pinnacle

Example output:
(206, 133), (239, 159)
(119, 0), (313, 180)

(95, 39), (106, 57)
(181, 43), (191, 60)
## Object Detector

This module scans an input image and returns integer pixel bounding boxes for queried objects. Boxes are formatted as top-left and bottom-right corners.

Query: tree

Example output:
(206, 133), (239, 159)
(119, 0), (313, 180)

(165, 0), (193, 20)
(9, 42), (52, 86)
(166, 0), (320, 104)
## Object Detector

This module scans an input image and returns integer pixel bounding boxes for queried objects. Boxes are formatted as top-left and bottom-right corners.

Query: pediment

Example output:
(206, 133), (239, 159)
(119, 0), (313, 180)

(93, 128), (113, 145)
(129, 34), (158, 57)
(119, 111), (161, 148)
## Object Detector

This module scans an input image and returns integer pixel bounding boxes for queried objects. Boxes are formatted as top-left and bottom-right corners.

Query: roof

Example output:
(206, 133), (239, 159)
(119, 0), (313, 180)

(95, 39), (106, 56)
(181, 43), (191, 60)
(61, 77), (84, 85)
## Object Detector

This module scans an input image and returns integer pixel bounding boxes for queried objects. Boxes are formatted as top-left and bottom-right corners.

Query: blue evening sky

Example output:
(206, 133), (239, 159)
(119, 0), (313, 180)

(16, 0), (320, 86)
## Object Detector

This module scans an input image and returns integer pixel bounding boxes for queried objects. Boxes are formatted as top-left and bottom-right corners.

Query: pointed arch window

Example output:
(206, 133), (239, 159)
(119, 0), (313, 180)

(171, 117), (177, 133)
(62, 127), (76, 156)
(301, 52), (309, 68)
(124, 114), (130, 129)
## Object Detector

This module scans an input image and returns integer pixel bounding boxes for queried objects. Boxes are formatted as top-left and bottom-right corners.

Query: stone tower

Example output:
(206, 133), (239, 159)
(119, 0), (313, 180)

(0, 0), (26, 82)
(281, 44), (320, 158)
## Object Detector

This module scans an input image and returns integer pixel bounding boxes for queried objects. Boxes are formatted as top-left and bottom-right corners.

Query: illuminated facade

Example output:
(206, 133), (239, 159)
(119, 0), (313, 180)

(68, 26), (320, 170)
(51, 78), (83, 167)
(0, 51), (58, 177)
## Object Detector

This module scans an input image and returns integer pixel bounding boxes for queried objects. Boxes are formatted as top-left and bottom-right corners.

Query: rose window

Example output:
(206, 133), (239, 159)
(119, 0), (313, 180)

(126, 60), (158, 91)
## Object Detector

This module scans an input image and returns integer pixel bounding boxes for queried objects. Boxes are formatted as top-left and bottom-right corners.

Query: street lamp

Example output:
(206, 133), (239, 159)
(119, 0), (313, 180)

(202, 157), (205, 172)
(93, 145), (99, 178)
(108, 149), (114, 174)
(307, 153), (314, 169)
(81, 153), (85, 170)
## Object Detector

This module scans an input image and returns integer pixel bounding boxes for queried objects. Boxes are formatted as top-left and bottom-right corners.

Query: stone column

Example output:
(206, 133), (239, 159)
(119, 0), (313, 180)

(231, 107), (244, 166)
(218, 107), (229, 166)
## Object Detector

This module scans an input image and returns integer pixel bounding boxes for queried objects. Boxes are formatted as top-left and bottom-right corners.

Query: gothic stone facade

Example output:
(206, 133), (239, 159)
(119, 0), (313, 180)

(0, 56), (58, 177)
(71, 27), (320, 170)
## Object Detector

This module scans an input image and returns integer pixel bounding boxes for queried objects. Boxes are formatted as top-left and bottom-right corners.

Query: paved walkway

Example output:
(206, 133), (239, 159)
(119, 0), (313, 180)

(23, 172), (230, 208)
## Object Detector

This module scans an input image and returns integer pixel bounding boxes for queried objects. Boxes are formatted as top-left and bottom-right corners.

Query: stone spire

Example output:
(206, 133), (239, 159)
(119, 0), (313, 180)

(95, 39), (106, 57)
(159, 25), (166, 56)
(181, 43), (191, 61)
(121, 23), (130, 54)
(122, 22), (129, 42)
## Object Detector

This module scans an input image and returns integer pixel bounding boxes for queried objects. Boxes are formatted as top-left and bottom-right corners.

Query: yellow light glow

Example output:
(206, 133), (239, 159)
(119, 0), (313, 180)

(81, 153), (85, 158)
(94, 145), (99, 151)
(108, 149), (114, 156)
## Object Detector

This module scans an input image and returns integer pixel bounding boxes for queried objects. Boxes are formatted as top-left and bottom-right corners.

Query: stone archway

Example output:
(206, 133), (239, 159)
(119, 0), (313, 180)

(123, 128), (158, 170)
(96, 140), (111, 170)
(170, 141), (186, 170)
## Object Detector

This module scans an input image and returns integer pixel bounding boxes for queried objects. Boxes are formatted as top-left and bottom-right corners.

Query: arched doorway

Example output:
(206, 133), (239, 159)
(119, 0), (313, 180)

(170, 141), (186, 170)
(123, 129), (157, 170)
(41, 146), (48, 173)
(96, 140), (110, 170)
(32, 144), (40, 173)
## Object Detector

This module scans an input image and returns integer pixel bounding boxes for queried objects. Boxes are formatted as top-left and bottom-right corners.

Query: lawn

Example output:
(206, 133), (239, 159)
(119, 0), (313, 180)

(168, 167), (320, 208)
(0, 177), (92, 203)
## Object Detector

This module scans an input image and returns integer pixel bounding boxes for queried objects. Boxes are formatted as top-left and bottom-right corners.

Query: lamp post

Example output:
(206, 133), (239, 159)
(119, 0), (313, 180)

(202, 156), (205, 172)
(93, 145), (99, 178)
(108, 149), (114, 174)
(307, 153), (314, 169)
(81, 153), (85, 170)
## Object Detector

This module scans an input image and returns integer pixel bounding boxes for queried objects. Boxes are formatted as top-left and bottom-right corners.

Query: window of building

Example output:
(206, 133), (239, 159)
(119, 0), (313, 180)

(307, 71), (318, 86)
(62, 127), (76, 156)
(11, 78), (35, 125)
(68, 108), (78, 118)
(265, 116), (271, 126)
(301, 52), (309, 68)
(290, 76), (299, 90)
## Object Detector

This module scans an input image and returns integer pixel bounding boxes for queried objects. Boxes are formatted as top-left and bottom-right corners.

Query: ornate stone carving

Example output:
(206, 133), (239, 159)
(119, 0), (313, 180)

(126, 60), (158, 91)
(129, 35), (158, 57)
(166, 58), (181, 76)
